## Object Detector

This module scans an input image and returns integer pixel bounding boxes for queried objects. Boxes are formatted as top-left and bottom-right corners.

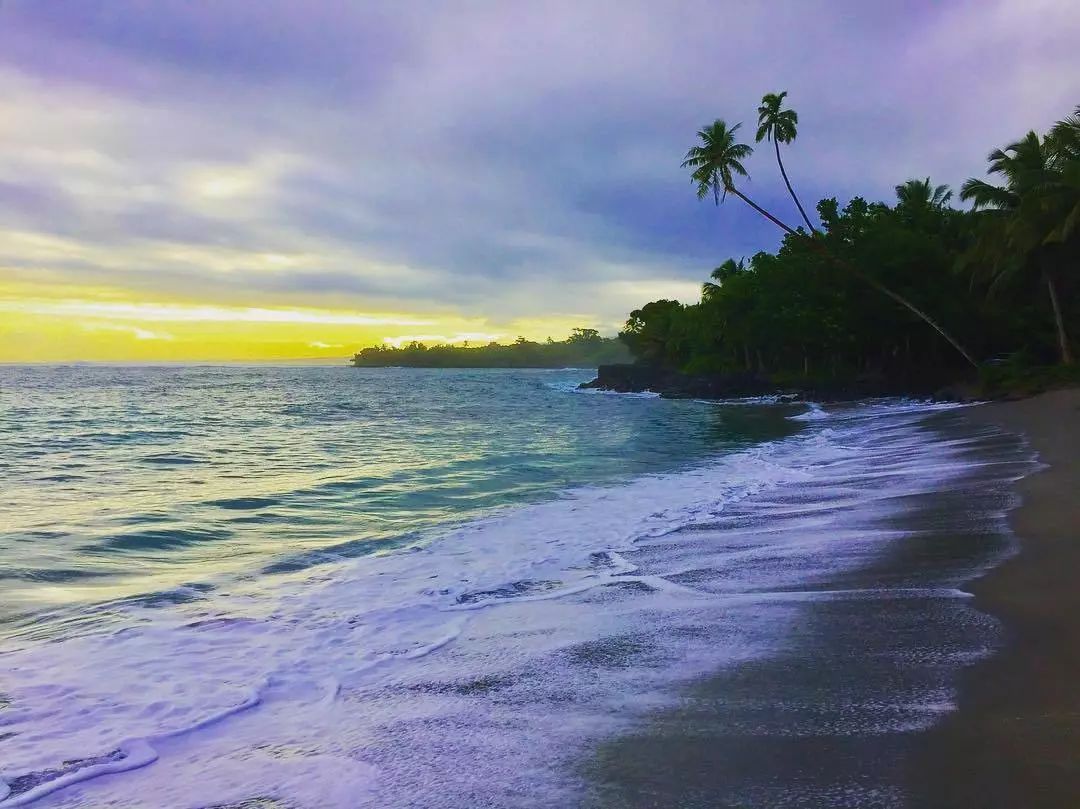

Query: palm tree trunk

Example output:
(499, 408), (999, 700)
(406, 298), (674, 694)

(1045, 271), (1073, 365)
(775, 140), (816, 233)
(728, 188), (980, 369)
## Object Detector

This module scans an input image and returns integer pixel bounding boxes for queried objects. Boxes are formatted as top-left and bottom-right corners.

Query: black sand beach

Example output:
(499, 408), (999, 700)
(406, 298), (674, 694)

(582, 399), (1067, 808)
(913, 389), (1080, 808)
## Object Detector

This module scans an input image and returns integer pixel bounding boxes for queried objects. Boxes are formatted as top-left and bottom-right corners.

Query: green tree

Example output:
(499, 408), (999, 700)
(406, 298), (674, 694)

(702, 258), (745, 301)
(1046, 106), (1080, 245)
(895, 177), (953, 210)
(756, 91), (815, 232)
(961, 130), (1075, 364)
(620, 300), (687, 365)
(569, 327), (601, 343)
(684, 118), (978, 367)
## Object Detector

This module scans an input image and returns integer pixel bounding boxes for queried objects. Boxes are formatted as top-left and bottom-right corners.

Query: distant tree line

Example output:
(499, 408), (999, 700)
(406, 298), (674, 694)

(622, 96), (1079, 387)
(352, 328), (630, 368)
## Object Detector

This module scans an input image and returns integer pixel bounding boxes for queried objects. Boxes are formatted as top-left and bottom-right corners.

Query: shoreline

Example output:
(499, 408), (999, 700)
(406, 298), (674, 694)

(582, 402), (1032, 807)
(911, 388), (1080, 807)
(579, 363), (975, 402)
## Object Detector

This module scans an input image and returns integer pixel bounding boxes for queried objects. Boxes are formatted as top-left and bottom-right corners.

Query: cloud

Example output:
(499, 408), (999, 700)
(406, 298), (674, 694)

(0, 0), (1078, 357)
(0, 298), (434, 326)
(382, 333), (504, 348)
(81, 323), (174, 341)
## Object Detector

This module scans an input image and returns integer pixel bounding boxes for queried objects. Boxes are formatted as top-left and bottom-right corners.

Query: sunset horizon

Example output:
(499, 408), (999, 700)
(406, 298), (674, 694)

(2, 2), (1076, 362)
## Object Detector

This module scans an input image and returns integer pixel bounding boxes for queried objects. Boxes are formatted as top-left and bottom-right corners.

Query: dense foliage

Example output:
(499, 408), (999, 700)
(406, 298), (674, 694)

(352, 329), (630, 368)
(624, 100), (1080, 387)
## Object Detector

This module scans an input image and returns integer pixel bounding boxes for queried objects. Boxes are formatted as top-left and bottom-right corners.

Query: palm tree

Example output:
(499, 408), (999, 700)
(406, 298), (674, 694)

(702, 258), (745, 300)
(1046, 106), (1080, 247)
(682, 120), (797, 232)
(895, 177), (953, 210)
(685, 119), (978, 368)
(894, 178), (956, 234)
(961, 130), (1074, 365)
(756, 91), (816, 233)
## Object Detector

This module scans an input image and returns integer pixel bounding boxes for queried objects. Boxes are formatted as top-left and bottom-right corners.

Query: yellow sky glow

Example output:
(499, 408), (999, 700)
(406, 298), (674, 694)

(0, 289), (608, 362)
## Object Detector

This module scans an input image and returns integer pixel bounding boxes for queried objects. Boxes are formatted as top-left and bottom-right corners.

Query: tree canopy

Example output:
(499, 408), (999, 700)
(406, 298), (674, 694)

(621, 103), (1079, 384)
(352, 330), (629, 368)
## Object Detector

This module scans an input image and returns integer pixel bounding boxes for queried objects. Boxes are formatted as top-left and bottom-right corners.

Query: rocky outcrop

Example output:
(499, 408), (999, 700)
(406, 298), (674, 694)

(579, 364), (774, 399)
(580, 363), (974, 401)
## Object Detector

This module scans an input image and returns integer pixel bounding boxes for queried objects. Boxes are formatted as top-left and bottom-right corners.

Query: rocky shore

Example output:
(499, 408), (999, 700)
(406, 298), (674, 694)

(579, 363), (970, 401)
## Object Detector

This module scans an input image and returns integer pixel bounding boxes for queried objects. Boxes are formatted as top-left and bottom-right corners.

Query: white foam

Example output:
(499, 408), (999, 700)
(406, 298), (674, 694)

(566, 385), (662, 398)
(698, 394), (800, 406)
(790, 401), (830, 420)
(0, 399), (1014, 808)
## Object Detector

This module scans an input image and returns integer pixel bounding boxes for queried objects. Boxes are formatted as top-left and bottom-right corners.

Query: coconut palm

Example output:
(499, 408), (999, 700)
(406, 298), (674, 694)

(756, 91), (816, 233)
(685, 119), (978, 368)
(895, 178), (953, 210)
(682, 120), (797, 233)
(702, 258), (745, 301)
(961, 130), (1074, 364)
(894, 178), (956, 233)
(1045, 106), (1080, 247)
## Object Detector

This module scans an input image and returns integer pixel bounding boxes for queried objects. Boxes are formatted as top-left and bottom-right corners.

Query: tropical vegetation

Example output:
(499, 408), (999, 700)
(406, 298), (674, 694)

(622, 96), (1079, 391)
(352, 329), (630, 368)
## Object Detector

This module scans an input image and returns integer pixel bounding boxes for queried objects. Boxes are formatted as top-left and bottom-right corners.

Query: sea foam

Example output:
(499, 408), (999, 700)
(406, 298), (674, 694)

(0, 399), (1026, 807)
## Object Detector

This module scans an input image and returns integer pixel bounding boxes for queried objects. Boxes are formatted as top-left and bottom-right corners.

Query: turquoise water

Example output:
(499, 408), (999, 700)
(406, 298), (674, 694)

(2, 367), (1035, 808)
(0, 365), (796, 632)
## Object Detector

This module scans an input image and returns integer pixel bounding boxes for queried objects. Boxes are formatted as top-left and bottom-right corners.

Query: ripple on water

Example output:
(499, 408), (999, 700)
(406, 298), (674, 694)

(5, 568), (118, 584)
(210, 497), (282, 510)
(137, 454), (204, 466)
(113, 583), (215, 609)
(81, 526), (234, 554)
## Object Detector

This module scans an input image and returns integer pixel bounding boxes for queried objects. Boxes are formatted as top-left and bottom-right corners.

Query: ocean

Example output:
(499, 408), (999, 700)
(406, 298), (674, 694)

(0, 366), (1035, 807)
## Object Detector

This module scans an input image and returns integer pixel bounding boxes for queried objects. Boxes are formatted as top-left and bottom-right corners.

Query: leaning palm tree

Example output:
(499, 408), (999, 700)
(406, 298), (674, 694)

(685, 119), (978, 368)
(682, 120), (796, 231)
(756, 91), (816, 233)
(961, 130), (1074, 365)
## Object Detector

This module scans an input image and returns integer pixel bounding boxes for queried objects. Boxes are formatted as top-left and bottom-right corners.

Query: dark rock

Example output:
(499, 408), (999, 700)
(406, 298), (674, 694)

(581, 363), (973, 402)
(580, 364), (773, 399)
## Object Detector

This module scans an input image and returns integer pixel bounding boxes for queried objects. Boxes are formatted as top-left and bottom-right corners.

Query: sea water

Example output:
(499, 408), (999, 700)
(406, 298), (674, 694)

(0, 366), (1034, 807)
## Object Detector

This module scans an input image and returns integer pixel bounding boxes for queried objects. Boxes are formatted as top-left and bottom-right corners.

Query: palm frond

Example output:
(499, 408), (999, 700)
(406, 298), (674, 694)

(756, 91), (797, 144)
(959, 178), (1015, 209)
(682, 118), (754, 204)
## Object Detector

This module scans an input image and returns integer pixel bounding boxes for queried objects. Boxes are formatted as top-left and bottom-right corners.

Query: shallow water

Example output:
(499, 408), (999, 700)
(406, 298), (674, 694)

(0, 368), (1034, 807)
(0, 366), (796, 632)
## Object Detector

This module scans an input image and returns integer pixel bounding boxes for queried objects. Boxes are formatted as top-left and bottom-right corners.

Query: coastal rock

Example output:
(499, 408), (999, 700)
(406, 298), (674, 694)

(581, 363), (972, 402)
(579, 364), (773, 399)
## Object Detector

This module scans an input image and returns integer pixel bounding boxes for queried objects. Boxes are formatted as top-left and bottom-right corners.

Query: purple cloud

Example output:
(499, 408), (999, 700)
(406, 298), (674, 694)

(0, 0), (1077, 328)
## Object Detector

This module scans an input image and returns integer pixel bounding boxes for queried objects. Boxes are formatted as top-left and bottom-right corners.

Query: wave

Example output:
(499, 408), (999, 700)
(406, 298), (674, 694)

(0, 400), (1030, 807)
(544, 379), (662, 398)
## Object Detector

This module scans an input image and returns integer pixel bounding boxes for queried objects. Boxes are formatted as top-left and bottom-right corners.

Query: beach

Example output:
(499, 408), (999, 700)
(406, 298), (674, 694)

(583, 390), (1080, 808)
(913, 388), (1080, 808)
(2, 369), (1076, 807)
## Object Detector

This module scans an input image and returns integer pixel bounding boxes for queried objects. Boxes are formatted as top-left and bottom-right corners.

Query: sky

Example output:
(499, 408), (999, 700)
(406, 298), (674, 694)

(1, 0), (1078, 362)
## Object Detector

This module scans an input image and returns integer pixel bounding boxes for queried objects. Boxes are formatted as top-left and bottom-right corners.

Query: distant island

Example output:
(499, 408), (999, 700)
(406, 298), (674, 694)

(352, 328), (631, 368)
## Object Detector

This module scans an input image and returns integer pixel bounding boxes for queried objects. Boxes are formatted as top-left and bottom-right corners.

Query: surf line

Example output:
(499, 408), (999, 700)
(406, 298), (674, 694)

(0, 681), (265, 807)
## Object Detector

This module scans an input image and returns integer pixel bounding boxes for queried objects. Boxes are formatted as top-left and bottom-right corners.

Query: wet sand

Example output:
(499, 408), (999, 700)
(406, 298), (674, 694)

(582, 406), (1036, 808)
(912, 388), (1080, 808)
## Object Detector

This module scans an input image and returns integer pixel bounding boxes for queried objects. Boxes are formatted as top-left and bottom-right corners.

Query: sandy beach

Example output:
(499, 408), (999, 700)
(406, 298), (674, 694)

(580, 402), (1038, 807)
(913, 388), (1080, 808)
(582, 392), (1080, 807)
